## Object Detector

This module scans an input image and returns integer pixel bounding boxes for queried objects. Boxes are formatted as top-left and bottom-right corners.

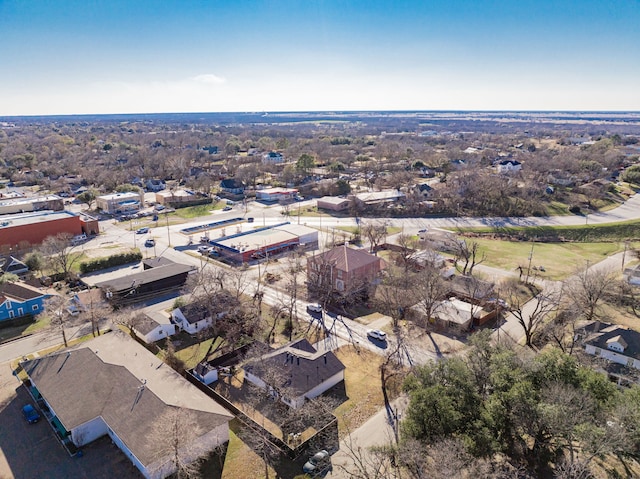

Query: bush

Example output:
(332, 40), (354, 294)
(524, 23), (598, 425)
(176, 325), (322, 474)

(80, 251), (143, 274)
(568, 205), (581, 214)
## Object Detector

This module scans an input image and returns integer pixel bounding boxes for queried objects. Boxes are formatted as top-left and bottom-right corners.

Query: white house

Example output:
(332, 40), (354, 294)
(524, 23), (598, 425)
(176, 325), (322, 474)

(584, 323), (640, 371)
(243, 339), (346, 409)
(172, 301), (216, 335)
(496, 159), (522, 174)
(262, 151), (284, 164)
(21, 330), (233, 479)
(134, 311), (177, 343)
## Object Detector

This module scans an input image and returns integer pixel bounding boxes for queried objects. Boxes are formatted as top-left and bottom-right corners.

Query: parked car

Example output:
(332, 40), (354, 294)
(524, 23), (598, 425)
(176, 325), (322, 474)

(144, 239), (155, 247)
(208, 249), (221, 257)
(307, 304), (323, 314)
(247, 217), (254, 223)
(222, 206), (232, 211)
(22, 404), (40, 424)
(197, 245), (211, 254)
(367, 329), (387, 342)
(136, 227), (149, 234)
(303, 450), (330, 474)
(154, 204), (165, 211)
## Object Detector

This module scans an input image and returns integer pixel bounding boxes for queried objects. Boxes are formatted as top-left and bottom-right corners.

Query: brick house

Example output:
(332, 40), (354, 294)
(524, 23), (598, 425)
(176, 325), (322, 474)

(307, 245), (384, 301)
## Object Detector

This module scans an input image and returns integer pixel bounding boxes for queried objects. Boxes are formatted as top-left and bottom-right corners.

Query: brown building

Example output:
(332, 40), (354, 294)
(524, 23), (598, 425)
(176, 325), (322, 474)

(307, 245), (384, 300)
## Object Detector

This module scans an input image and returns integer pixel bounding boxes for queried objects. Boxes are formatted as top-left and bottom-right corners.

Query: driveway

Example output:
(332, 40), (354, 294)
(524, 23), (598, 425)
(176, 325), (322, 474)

(0, 362), (141, 479)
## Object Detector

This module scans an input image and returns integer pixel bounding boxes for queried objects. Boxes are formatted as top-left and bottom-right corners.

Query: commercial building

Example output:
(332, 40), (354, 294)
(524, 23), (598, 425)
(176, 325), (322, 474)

(210, 223), (318, 263)
(94, 259), (195, 306)
(0, 211), (98, 250)
(96, 191), (144, 214)
(0, 194), (64, 215)
(316, 196), (351, 212)
(255, 187), (298, 203)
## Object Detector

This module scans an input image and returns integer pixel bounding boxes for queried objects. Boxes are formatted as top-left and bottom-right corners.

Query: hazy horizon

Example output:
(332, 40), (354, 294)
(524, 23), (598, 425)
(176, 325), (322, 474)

(2, 0), (639, 116)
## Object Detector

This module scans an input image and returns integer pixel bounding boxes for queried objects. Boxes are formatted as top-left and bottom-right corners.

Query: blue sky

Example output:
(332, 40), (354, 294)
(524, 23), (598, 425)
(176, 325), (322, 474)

(1, 0), (638, 115)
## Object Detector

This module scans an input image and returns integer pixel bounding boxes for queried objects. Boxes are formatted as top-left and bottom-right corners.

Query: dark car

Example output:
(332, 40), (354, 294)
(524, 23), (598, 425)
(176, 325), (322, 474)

(247, 217), (254, 223)
(144, 239), (155, 247)
(303, 450), (330, 474)
(22, 404), (40, 424)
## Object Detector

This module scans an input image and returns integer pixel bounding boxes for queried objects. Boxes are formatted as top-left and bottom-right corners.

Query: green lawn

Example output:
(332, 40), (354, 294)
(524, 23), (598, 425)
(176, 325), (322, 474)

(173, 202), (224, 219)
(471, 239), (629, 280)
(460, 219), (640, 243)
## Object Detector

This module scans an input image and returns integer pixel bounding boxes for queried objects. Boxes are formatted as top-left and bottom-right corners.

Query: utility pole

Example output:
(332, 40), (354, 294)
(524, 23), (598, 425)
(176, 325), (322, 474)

(165, 211), (171, 246)
(525, 240), (534, 284)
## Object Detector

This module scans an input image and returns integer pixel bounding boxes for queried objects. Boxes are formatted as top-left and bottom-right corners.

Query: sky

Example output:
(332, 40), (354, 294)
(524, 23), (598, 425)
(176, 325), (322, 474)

(0, 0), (639, 115)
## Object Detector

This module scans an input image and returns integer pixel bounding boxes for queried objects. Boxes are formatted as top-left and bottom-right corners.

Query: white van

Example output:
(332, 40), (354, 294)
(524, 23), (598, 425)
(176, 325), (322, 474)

(71, 233), (88, 245)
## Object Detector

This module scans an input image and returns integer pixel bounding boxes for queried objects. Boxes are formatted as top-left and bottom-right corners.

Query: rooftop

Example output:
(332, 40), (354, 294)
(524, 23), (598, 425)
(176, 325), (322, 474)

(309, 245), (382, 273)
(22, 330), (232, 467)
(245, 338), (345, 398)
(95, 263), (194, 292)
(0, 210), (79, 229)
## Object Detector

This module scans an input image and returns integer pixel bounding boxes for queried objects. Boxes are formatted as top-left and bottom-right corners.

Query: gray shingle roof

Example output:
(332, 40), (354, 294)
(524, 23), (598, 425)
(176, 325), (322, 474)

(245, 339), (345, 398)
(585, 324), (640, 360)
(22, 331), (232, 467)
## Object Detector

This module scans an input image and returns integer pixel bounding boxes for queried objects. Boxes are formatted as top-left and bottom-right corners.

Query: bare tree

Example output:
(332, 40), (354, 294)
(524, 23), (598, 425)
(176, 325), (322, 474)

(361, 221), (388, 254)
(336, 432), (399, 479)
(562, 264), (614, 324)
(149, 408), (207, 479)
(501, 278), (559, 349)
(43, 295), (72, 347)
(112, 307), (145, 338)
(76, 289), (111, 337)
(451, 238), (486, 276)
(40, 232), (80, 280)
(413, 265), (449, 330)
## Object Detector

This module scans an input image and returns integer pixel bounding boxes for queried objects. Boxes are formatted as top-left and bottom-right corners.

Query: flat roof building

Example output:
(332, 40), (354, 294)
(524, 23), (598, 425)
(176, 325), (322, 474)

(0, 210), (97, 251)
(210, 222), (318, 263)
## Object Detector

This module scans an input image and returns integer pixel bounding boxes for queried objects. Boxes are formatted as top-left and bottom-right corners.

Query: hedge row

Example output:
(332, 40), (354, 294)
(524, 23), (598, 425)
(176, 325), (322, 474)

(80, 251), (143, 274)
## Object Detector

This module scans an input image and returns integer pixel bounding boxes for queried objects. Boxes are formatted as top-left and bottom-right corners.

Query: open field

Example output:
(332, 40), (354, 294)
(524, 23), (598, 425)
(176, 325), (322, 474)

(472, 239), (630, 280)
(460, 219), (640, 243)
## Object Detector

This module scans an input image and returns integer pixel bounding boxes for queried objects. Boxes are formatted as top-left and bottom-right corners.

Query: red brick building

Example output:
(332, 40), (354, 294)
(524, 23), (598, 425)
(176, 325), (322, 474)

(307, 246), (385, 300)
(0, 211), (98, 251)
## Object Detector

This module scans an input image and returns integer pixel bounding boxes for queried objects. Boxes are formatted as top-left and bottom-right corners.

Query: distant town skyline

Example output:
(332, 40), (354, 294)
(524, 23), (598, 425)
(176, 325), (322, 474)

(1, 0), (639, 116)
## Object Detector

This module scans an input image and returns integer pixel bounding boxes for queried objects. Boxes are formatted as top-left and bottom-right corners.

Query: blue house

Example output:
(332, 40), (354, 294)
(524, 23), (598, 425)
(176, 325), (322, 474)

(0, 282), (51, 322)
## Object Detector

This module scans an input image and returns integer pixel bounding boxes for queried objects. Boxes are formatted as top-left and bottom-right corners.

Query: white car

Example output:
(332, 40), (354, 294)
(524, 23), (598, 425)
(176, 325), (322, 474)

(307, 304), (323, 313)
(367, 329), (387, 342)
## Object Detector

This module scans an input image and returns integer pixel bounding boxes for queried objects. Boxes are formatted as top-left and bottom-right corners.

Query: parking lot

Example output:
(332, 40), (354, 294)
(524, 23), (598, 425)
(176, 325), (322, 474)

(0, 363), (141, 479)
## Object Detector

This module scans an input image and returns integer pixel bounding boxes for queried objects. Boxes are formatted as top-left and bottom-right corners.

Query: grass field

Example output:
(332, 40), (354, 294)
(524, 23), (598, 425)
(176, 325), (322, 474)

(461, 219), (640, 243)
(471, 239), (630, 280)
(173, 202), (224, 219)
